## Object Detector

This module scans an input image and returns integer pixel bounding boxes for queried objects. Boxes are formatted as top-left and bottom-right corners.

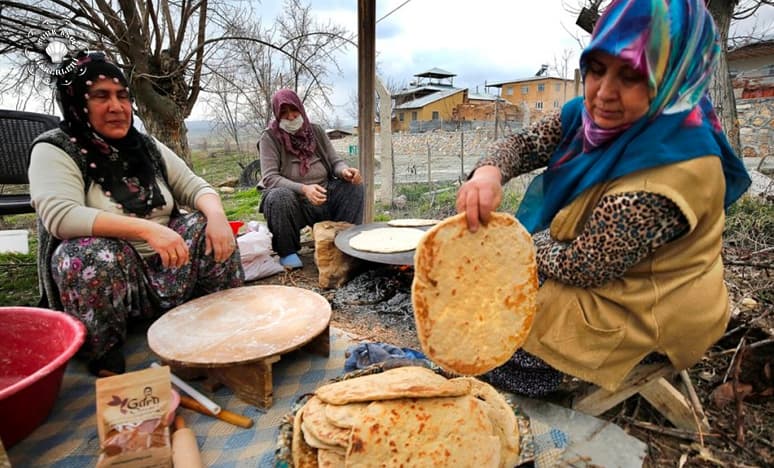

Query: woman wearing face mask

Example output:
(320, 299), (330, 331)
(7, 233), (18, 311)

(258, 89), (364, 269)
(456, 0), (751, 397)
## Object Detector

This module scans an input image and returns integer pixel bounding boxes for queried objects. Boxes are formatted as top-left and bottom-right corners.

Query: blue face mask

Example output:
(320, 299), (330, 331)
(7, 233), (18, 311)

(279, 115), (304, 134)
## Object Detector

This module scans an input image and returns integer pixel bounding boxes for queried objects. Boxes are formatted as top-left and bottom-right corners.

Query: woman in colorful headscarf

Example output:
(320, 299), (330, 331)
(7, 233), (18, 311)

(258, 89), (364, 269)
(29, 51), (245, 375)
(456, 0), (751, 396)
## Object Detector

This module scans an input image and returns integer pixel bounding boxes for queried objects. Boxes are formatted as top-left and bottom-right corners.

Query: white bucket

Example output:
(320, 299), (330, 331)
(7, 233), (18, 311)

(0, 229), (29, 254)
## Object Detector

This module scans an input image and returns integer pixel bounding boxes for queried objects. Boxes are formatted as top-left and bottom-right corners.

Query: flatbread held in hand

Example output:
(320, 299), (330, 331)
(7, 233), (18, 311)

(412, 212), (538, 375)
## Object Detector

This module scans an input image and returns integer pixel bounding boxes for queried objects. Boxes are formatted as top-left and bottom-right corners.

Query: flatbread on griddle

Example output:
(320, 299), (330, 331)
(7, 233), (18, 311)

(412, 212), (538, 375)
(387, 218), (439, 227)
(348, 227), (426, 253)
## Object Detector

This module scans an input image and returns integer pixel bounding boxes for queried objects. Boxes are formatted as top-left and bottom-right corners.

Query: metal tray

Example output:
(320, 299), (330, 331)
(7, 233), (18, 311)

(334, 222), (433, 266)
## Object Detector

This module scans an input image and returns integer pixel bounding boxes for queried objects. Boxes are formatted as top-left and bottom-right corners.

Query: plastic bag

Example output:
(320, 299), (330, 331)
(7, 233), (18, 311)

(236, 222), (285, 281)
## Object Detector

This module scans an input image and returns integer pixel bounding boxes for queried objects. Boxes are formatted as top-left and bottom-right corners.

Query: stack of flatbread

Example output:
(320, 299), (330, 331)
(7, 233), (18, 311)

(292, 366), (520, 467)
(412, 212), (538, 376)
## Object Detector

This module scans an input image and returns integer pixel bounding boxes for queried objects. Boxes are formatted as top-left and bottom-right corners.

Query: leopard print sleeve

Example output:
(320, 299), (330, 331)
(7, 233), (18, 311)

(534, 191), (689, 288)
(472, 111), (562, 180)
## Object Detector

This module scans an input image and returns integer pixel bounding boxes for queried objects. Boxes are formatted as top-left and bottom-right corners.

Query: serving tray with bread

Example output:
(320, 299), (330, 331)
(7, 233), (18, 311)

(275, 363), (536, 468)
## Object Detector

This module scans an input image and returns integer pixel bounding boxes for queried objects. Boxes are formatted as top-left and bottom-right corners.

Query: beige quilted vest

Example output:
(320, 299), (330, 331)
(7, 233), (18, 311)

(523, 156), (730, 391)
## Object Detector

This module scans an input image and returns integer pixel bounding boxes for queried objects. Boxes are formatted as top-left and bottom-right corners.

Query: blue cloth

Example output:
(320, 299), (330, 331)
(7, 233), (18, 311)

(344, 342), (428, 371)
(516, 0), (751, 234)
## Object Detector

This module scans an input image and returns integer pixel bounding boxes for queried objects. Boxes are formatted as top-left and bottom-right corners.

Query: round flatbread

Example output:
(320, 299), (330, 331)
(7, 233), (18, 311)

(387, 218), (439, 227)
(461, 377), (521, 466)
(346, 395), (501, 467)
(348, 227), (426, 253)
(292, 404), (319, 467)
(412, 212), (538, 375)
(314, 366), (471, 405)
(317, 449), (344, 467)
(301, 396), (350, 448)
(324, 402), (368, 429)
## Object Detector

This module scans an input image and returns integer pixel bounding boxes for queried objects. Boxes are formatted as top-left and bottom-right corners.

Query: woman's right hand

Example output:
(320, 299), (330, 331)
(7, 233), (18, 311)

(144, 224), (189, 269)
(302, 184), (327, 206)
(455, 165), (503, 232)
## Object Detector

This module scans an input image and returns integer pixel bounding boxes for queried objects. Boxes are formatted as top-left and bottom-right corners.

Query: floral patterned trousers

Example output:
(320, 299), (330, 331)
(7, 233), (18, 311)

(50, 212), (245, 359)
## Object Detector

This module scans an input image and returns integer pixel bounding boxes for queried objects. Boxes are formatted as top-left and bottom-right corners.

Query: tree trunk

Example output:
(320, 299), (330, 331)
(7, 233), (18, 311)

(706, 0), (742, 155)
(137, 104), (191, 166)
(130, 61), (194, 166)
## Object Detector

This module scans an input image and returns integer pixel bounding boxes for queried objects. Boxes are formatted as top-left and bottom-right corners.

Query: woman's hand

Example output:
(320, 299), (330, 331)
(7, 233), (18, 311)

(145, 224), (190, 269)
(204, 216), (236, 263)
(92, 212), (190, 269)
(302, 184), (328, 205)
(194, 193), (236, 263)
(341, 167), (362, 185)
(455, 165), (503, 232)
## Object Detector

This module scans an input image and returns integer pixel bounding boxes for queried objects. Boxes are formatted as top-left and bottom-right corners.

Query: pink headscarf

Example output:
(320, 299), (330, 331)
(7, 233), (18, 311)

(269, 89), (317, 176)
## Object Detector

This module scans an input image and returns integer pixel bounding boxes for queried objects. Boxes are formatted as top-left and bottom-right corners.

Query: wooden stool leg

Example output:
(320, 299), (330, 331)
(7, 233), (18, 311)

(573, 363), (674, 416)
(639, 377), (710, 432)
(208, 356), (281, 409)
(302, 325), (330, 357)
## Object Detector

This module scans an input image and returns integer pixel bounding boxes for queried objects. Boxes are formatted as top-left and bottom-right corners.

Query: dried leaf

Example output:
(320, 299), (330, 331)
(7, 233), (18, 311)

(710, 382), (754, 408)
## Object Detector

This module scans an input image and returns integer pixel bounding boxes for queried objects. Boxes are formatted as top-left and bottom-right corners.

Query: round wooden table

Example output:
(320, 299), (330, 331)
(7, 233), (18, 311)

(148, 285), (331, 408)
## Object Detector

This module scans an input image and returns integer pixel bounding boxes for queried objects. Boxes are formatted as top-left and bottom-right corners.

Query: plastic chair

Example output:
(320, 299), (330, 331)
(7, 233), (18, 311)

(0, 110), (60, 215)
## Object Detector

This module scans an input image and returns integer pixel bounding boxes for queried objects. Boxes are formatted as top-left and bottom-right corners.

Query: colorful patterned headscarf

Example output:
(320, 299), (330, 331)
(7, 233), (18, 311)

(516, 0), (751, 233)
(268, 89), (317, 177)
(55, 51), (166, 217)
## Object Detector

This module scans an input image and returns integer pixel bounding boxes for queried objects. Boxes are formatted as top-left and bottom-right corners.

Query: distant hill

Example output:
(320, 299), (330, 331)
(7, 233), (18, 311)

(185, 120), (216, 141)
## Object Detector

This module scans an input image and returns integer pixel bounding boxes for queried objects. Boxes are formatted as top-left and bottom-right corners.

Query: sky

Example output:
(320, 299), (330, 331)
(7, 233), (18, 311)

(3, 0), (772, 123)
(191, 0), (591, 121)
(189, 0), (774, 124)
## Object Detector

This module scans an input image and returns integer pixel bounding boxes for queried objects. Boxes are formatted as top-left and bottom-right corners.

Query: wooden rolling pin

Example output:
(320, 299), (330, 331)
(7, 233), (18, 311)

(178, 395), (254, 429)
(172, 415), (203, 468)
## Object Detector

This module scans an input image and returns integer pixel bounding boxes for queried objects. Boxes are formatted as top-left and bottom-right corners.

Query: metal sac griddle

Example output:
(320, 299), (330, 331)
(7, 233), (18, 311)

(334, 222), (433, 266)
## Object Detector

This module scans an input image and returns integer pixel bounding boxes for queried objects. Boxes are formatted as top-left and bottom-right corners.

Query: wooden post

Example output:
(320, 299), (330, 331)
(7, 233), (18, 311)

(375, 76), (393, 204)
(358, 0), (376, 222)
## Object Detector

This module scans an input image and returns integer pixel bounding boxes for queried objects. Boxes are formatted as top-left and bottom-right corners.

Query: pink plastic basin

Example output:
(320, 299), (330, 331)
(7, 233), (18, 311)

(0, 307), (86, 448)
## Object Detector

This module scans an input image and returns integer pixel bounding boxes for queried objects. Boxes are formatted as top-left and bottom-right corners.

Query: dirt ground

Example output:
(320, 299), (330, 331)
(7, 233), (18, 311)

(253, 242), (773, 468)
(253, 245), (420, 349)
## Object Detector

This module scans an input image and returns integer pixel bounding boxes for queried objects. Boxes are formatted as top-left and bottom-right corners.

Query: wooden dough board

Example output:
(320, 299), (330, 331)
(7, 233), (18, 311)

(147, 285), (331, 408)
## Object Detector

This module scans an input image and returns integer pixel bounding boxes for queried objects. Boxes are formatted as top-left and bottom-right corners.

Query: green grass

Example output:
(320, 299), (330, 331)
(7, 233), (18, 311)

(191, 149), (264, 222)
(221, 189), (263, 221)
(0, 251), (38, 307)
(191, 150), (255, 186)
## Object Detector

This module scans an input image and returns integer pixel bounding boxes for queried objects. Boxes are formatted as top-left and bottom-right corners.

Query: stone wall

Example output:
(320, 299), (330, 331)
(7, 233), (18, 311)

(738, 98), (773, 159)
(327, 99), (773, 182)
